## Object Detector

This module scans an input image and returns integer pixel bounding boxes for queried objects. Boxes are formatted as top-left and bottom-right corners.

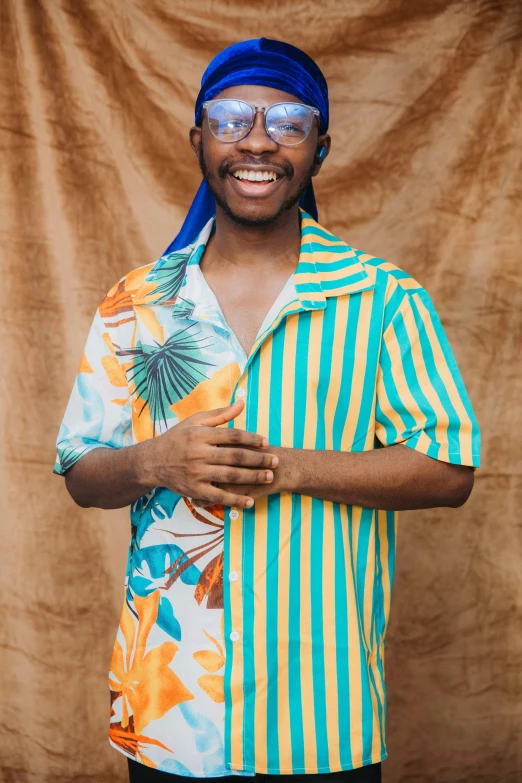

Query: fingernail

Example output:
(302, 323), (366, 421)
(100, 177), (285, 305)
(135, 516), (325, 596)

(246, 499), (254, 507)
(261, 438), (269, 448)
(266, 471), (273, 482)
(271, 457), (279, 468)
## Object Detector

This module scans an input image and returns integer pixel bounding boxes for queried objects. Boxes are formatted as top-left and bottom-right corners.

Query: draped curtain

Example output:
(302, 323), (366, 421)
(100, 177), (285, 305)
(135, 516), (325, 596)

(1, 1), (521, 780)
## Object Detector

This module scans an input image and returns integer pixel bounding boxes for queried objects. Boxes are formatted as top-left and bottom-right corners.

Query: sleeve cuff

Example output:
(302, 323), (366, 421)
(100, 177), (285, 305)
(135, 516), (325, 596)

(400, 429), (480, 469)
(53, 442), (114, 476)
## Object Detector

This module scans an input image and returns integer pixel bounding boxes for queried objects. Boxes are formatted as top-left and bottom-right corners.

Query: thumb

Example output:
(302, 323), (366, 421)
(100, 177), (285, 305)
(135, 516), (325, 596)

(195, 400), (244, 427)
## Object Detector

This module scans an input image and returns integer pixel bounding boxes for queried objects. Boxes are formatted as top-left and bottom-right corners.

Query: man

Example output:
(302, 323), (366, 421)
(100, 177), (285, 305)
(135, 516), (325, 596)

(55, 39), (480, 783)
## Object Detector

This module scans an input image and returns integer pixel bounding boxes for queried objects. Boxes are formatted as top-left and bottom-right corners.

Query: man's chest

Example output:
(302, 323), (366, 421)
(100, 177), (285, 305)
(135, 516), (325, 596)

(127, 289), (382, 451)
(202, 274), (295, 357)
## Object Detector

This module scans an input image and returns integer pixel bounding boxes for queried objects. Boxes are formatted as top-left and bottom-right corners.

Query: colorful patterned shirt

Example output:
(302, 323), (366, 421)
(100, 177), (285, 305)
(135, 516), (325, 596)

(54, 211), (480, 777)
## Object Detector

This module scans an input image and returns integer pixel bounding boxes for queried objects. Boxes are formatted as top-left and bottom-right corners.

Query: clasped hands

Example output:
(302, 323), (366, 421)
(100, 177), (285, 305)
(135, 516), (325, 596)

(142, 400), (292, 510)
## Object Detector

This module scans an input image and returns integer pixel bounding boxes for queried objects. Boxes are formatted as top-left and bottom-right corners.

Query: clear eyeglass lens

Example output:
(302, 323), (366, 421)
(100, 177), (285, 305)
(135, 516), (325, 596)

(207, 100), (314, 145)
(208, 100), (254, 141)
(266, 103), (312, 145)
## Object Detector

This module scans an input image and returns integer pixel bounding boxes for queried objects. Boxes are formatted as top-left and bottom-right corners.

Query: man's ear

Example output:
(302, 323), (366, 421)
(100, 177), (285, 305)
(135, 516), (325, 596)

(312, 134), (331, 177)
(189, 126), (202, 158)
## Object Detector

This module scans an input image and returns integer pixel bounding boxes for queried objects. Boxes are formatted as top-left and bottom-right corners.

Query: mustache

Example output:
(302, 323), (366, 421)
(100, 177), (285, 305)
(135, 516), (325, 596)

(218, 157), (294, 180)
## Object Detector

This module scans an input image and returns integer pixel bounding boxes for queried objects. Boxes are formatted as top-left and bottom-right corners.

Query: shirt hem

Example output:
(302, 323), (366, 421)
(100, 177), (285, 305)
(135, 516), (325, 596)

(109, 739), (255, 778)
(227, 752), (387, 774)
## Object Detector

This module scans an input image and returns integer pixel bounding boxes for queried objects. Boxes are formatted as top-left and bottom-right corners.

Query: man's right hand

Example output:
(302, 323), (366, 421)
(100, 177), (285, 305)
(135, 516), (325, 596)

(141, 400), (278, 509)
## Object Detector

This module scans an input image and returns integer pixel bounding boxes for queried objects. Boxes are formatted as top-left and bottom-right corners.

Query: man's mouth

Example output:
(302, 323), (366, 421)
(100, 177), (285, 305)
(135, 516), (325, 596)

(227, 166), (285, 197)
(231, 169), (281, 182)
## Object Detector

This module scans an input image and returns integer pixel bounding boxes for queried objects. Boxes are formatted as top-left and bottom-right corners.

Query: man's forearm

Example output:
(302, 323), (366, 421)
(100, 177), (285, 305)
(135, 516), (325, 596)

(64, 442), (156, 510)
(277, 443), (474, 510)
(66, 436), (474, 513)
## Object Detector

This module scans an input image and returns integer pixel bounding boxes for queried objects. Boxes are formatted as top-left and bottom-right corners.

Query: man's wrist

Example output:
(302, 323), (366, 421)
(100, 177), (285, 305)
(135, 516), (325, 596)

(272, 446), (301, 494)
(131, 438), (159, 491)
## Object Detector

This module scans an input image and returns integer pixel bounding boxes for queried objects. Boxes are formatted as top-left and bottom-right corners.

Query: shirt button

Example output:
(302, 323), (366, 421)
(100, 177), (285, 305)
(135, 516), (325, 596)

(228, 571), (239, 582)
(230, 508), (240, 520)
(235, 387), (246, 399)
(230, 631), (240, 642)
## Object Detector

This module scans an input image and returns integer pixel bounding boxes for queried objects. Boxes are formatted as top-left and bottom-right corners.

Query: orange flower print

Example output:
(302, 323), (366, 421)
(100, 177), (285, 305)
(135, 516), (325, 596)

(109, 716), (172, 769)
(99, 279), (134, 320)
(193, 612), (225, 703)
(109, 591), (194, 738)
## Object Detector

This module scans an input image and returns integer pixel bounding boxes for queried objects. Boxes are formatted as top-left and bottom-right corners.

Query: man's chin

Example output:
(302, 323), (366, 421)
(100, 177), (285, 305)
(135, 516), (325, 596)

(223, 207), (287, 228)
(216, 194), (302, 228)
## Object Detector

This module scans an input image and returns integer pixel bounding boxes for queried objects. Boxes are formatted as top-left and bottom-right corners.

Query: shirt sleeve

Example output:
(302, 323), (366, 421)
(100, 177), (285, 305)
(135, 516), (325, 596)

(375, 287), (480, 468)
(54, 306), (132, 476)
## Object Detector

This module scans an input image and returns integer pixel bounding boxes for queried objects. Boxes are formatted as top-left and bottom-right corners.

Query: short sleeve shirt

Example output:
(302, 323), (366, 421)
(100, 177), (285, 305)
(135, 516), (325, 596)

(55, 211), (480, 777)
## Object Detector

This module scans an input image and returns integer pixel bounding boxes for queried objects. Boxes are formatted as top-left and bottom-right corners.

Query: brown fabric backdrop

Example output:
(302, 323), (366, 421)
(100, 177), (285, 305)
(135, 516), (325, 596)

(1, 1), (521, 781)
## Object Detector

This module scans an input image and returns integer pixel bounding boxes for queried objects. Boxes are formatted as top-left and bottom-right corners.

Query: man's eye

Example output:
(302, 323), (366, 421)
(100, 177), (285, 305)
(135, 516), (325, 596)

(226, 120), (247, 130)
(272, 123), (301, 133)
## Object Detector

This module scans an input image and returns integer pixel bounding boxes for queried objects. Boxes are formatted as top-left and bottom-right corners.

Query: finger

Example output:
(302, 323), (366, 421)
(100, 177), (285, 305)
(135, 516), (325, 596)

(206, 427), (269, 450)
(207, 466), (274, 485)
(217, 484), (266, 501)
(210, 447), (278, 469)
(218, 484), (255, 495)
(193, 401), (245, 428)
(202, 486), (255, 509)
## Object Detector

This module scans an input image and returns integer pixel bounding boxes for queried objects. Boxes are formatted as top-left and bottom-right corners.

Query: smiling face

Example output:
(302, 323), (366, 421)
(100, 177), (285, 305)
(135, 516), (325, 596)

(190, 84), (330, 227)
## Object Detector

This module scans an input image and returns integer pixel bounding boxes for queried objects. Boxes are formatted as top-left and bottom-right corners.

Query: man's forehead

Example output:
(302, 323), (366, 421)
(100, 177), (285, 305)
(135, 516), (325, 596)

(212, 84), (302, 106)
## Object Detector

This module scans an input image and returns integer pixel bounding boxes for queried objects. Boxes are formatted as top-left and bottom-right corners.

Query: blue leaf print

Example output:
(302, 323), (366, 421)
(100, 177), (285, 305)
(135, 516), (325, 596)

(131, 544), (201, 586)
(77, 373), (105, 440)
(156, 596), (182, 641)
(153, 487), (183, 520)
(128, 575), (154, 598)
(132, 488), (182, 544)
(158, 759), (196, 776)
(178, 702), (229, 776)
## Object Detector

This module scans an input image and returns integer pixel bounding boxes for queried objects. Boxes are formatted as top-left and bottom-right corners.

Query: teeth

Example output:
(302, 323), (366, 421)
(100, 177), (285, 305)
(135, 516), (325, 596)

(232, 170), (279, 181)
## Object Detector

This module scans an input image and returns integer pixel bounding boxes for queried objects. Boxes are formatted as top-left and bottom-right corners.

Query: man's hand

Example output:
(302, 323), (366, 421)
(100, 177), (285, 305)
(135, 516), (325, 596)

(141, 400), (279, 509)
(191, 446), (297, 508)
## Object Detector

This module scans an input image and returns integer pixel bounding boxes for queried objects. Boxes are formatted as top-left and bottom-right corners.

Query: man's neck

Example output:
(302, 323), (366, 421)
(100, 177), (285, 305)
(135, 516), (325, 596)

(201, 204), (302, 276)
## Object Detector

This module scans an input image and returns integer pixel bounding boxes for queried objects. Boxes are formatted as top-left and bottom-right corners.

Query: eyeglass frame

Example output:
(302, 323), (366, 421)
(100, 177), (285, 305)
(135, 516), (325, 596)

(201, 99), (321, 147)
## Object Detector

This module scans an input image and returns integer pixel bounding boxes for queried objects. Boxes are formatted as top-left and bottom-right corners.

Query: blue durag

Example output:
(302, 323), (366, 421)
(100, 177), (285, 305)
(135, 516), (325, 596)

(163, 38), (329, 254)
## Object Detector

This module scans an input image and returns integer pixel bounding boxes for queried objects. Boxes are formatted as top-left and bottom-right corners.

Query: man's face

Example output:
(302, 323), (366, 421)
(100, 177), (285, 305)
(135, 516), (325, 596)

(190, 85), (330, 227)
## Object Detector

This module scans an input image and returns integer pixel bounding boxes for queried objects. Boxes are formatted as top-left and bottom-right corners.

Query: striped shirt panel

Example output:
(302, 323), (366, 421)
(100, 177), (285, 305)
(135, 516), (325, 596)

(223, 216), (479, 773)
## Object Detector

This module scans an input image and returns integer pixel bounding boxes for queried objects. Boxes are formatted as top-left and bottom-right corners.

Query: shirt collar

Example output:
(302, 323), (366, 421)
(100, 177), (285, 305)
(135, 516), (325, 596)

(133, 210), (374, 313)
(294, 212), (375, 310)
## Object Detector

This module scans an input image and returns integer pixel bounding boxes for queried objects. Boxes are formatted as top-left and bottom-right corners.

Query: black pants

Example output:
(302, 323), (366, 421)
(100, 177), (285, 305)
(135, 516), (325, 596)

(128, 759), (381, 782)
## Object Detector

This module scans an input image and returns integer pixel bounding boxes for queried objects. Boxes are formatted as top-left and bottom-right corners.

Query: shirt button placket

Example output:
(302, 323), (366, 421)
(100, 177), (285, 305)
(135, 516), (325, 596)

(229, 507), (242, 648)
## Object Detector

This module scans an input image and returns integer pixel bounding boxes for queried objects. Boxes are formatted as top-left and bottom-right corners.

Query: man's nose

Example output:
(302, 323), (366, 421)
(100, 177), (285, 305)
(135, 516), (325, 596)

(236, 111), (278, 155)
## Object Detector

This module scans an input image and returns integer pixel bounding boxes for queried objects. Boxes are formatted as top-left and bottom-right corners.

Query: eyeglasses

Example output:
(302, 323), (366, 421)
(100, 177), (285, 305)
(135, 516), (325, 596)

(201, 99), (320, 146)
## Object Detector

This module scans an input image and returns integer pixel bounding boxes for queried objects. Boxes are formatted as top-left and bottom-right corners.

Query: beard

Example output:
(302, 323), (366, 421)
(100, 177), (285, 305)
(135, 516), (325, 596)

(197, 143), (315, 228)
